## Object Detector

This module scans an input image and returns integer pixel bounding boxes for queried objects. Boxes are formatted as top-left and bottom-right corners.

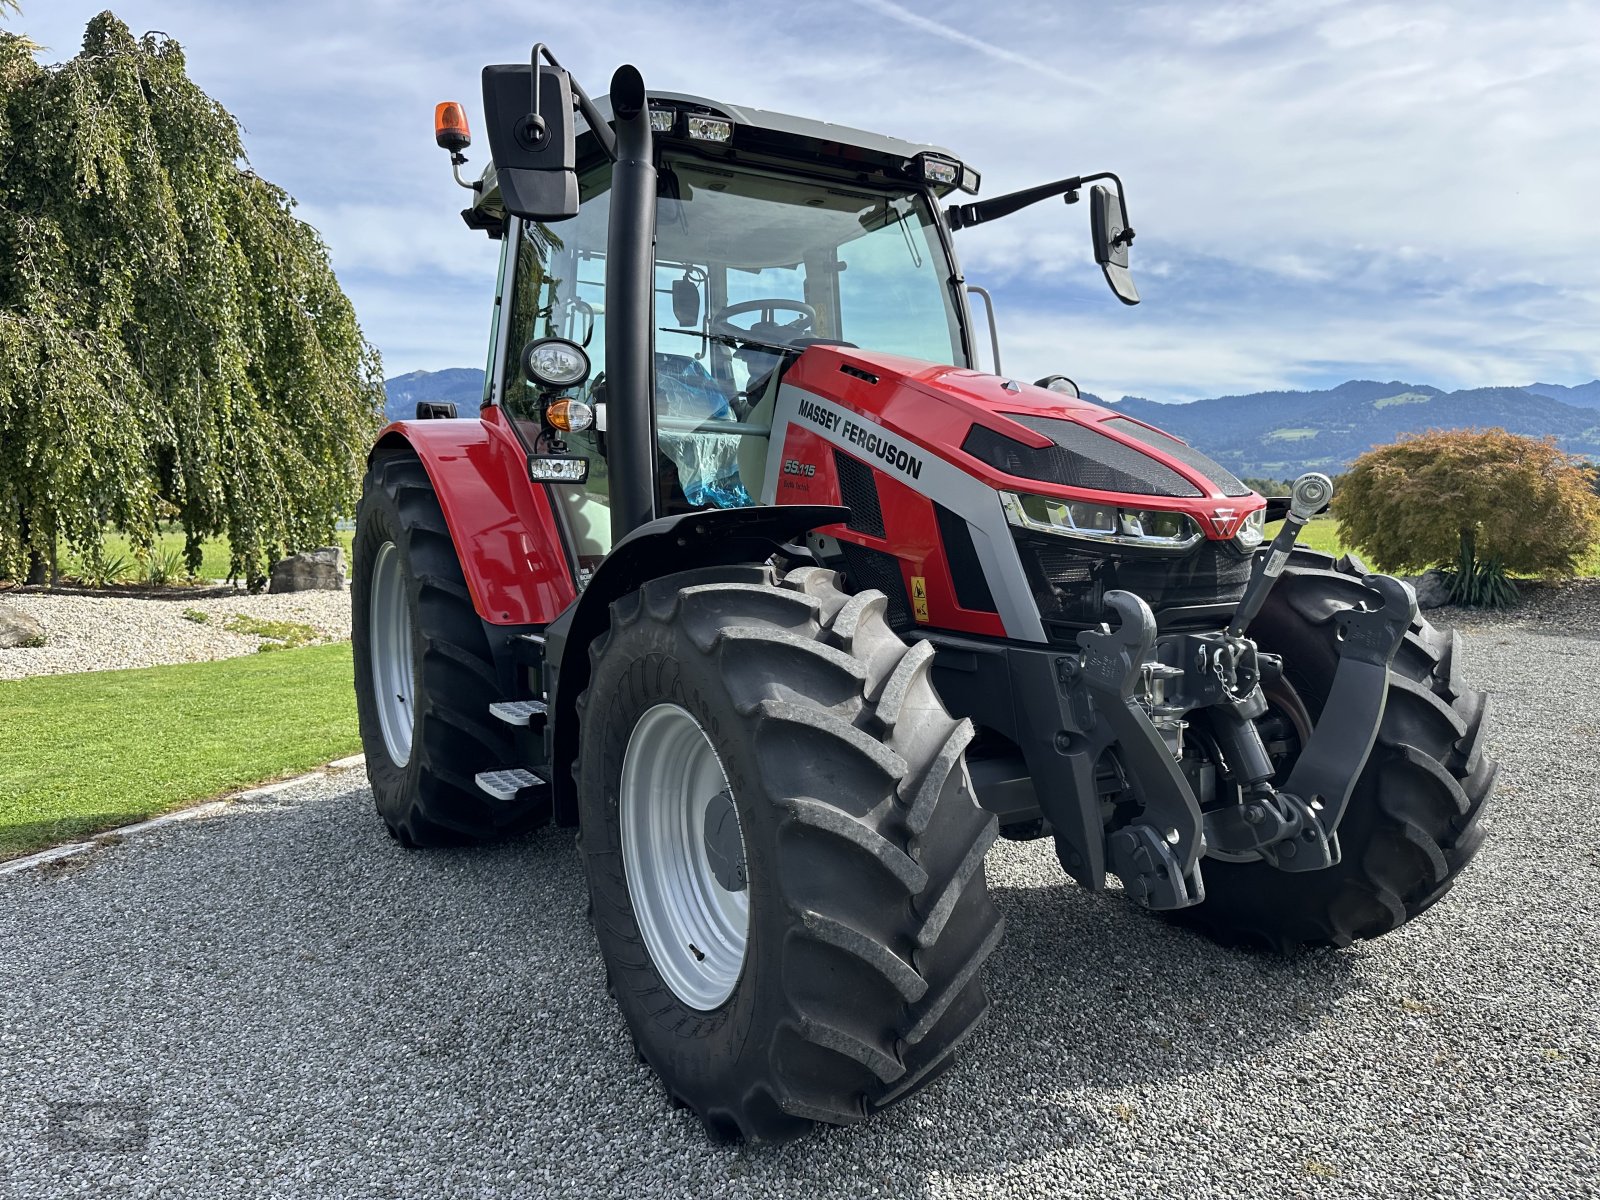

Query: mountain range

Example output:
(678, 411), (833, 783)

(384, 369), (1600, 480)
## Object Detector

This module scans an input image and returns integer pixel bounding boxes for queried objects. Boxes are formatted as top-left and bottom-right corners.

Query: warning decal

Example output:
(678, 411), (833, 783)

(910, 575), (929, 623)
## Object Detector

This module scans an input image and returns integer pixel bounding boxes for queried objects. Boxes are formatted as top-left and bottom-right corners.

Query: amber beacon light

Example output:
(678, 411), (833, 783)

(434, 102), (471, 153)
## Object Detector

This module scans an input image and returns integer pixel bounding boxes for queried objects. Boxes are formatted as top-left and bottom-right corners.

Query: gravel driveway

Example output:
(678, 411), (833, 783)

(1, 612), (1595, 1199)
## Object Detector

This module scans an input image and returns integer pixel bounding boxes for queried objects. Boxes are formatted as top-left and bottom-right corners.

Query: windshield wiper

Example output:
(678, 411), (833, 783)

(658, 327), (800, 358)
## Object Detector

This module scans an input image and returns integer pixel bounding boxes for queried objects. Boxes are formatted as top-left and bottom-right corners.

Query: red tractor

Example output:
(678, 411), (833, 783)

(352, 47), (1495, 1143)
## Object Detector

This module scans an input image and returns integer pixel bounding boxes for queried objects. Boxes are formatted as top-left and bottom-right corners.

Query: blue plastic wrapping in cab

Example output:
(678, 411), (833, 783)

(655, 359), (752, 508)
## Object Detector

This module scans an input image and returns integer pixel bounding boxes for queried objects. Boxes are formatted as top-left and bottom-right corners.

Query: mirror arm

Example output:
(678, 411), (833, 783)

(528, 42), (618, 163)
(948, 175), (1081, 230)
(948, 169), (1134, 245)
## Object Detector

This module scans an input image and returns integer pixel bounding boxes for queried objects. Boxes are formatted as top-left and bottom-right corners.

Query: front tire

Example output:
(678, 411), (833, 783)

(352, 449), (545, 846)
(1174, 550), (1497, 952)
(578, 564), (1004, 1142)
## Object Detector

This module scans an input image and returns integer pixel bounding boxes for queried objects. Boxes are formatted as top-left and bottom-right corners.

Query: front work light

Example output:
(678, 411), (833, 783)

(914, 152), (980, 194)
(687, 115), (733, 142)
(920, 156), (959, 186)
(649, 107), (676, 134)
(523, 337), (591, 391)
(1001, 491), (1202, 550)
(688, 116), (736, 144)
(528, 456), (590, 483)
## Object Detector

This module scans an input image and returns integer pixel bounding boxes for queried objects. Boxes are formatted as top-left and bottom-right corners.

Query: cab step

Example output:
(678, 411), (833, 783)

(489, 699), (549, 727)
(473, 768), (547, 802)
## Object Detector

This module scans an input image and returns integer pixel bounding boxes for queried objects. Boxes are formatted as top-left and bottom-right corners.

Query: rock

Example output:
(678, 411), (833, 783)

(268, 547), (346, 593)
(1412, 568), (1453, 610)
(0, 603), (46, 649)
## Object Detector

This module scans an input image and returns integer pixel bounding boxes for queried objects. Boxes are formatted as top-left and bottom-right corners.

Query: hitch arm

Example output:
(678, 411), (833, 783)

(1078, 591), (1206, 910)
(1270, 573), (1418, 869)
(1229, 472), (1333, 639)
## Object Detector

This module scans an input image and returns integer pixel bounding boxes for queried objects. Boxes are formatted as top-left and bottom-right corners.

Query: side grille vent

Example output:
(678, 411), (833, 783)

(1102, 418), (1252, 497)
(963, 414), (1202, 498)
(832, 449), (886, 538)
(837, 543), (914, 632)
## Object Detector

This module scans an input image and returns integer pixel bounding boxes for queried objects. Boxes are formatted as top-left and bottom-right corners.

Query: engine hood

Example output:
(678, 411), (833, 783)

(779, 345), (1265, 537)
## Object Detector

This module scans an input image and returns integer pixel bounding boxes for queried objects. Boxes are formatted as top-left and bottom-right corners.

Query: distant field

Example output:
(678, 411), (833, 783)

(1271, 516), (1600, 577)
(57, 525), (356, 584)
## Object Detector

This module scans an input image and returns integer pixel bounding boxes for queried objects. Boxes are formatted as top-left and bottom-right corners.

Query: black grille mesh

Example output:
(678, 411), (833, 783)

(1103, 418), (1252, 497)
(963, 415), (1202, 498)
(838, 543), (914, 632)
(1016, 532), (1253, 632)
(832, 450), (886, 538)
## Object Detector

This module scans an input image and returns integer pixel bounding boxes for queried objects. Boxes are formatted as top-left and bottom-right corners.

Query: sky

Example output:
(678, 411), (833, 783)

(13, 0), (1600, 402)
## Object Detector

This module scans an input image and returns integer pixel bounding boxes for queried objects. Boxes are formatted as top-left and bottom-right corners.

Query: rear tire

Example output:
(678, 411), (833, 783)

(578, 564), (1004, 1142)
(1173, 550), (1497, 952)
(352, 449), (546, 846)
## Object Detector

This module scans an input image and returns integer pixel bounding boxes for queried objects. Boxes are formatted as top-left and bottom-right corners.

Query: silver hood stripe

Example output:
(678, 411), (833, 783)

(764, 383), (1047, 642)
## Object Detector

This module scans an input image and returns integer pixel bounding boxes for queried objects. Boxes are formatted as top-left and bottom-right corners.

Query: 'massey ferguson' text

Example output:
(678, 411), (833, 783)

(796, 396), (924, 480)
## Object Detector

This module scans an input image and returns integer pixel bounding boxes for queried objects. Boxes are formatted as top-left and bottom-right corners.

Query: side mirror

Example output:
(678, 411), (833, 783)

(671, 277), (701, 327)
(1090, 184), (1139, 306)
(482, 63), (578, 221)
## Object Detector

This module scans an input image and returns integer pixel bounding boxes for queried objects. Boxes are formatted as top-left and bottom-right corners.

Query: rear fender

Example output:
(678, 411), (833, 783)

(370, 409), (578, 627)
(544, 504), (849, 825)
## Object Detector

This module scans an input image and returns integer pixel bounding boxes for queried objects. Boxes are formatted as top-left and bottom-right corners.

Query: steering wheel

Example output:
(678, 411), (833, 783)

(709, 298), (817, 345)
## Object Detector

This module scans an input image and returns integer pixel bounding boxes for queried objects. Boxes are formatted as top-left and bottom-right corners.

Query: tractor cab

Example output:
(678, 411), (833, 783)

(464, 92), (980, 570)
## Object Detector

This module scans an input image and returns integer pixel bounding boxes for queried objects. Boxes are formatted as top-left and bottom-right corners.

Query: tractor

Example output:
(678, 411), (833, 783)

(351, 45), (1496, 1143)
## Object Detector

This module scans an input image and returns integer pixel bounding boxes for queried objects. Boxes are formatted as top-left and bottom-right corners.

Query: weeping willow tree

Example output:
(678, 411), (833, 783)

(0, 11), (384, 585)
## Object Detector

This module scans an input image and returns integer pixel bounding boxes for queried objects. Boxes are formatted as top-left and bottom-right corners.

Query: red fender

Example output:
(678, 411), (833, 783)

(373, 406), (577, 625)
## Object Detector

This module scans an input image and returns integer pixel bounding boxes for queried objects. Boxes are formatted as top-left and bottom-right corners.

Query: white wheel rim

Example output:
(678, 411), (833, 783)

(369, 541), (416, 767)
(619, 703), (749, 1011)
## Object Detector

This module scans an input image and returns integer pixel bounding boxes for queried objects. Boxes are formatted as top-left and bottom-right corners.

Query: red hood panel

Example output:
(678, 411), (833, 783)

(782, 346), (1265, 534)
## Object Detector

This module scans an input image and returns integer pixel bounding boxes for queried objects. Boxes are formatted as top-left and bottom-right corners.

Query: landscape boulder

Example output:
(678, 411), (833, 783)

(0, 603), (46, 649)
(268, 547), (346, 593)
(1411, 568), (1452, 610)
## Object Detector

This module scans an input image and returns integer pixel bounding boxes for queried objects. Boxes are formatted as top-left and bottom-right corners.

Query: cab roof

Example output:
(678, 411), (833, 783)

(465, 89), (977, 235)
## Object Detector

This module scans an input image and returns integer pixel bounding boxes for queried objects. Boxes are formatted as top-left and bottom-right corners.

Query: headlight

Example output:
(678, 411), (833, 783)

(522, 337), (591, 391)
(1235, 508), (1267, 550)
(1000, 491), (1202, 550)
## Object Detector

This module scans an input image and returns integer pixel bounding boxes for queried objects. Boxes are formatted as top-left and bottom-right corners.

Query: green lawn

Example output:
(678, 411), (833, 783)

(61, 525), (355, 584)
(0, 642), (361, 859)
(1267, 515), (1347, 558)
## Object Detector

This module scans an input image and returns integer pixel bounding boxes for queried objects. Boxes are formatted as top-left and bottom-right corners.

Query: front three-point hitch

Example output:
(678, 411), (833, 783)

(1073, 474), (1419, 907)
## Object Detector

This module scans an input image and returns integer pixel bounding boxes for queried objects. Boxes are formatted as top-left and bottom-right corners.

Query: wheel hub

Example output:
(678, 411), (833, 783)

(619, 703), (750, 1011)
(702, 789), (747, 893)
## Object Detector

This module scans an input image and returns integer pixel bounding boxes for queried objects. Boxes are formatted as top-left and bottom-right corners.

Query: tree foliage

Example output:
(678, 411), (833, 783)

(1333, 428), (1600, 581)
(0, 13), (384, 584)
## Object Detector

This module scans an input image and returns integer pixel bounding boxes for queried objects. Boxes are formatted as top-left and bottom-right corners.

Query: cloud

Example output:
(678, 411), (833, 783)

(847, 0), (1104, 92)
(19, 0), (1600, 396)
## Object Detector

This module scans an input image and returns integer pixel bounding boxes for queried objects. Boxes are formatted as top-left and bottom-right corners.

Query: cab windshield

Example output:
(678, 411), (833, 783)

(503, 155), (966, 564)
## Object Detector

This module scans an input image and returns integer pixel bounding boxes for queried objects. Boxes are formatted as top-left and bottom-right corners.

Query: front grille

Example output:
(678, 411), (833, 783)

(832, 449), (886, 538)
(963, 415), (1202, 498)
(1102, 418), (1252, 497)
(838, 542), (914, 632)
(1015, 531), (1253, 634)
